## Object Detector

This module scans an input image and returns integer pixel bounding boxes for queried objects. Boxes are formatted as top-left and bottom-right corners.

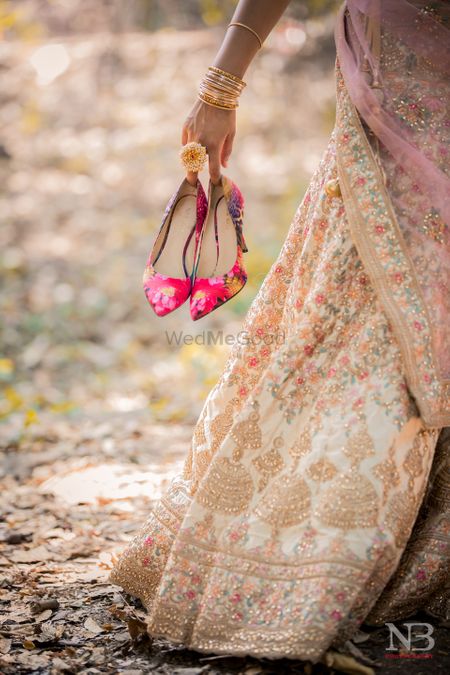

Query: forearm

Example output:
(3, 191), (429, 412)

(212, 0), (292, 79)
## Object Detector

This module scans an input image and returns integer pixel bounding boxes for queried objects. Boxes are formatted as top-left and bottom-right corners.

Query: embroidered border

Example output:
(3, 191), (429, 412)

(335, 63), (449, 427)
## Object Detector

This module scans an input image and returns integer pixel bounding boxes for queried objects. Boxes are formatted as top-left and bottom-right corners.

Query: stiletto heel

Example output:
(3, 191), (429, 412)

(143, 177), (207, 317)
(190, 175), (248, 321)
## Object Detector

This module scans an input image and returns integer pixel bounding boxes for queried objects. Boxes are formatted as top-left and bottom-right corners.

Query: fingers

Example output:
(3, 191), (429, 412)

(208, 145), (221, 185)
(181, 124), (197, 185)
(181, 115), (224, 184)
(186, 170), (198, 186)
(221, 132), (235, 168)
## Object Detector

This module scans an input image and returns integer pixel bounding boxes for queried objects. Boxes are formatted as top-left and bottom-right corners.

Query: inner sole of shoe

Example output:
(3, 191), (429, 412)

(152, 186), (197, 278)
(196, 186), (237, 278)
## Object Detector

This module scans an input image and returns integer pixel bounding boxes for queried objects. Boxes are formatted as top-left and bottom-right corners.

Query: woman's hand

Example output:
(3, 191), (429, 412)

(181, 99), (236, 185)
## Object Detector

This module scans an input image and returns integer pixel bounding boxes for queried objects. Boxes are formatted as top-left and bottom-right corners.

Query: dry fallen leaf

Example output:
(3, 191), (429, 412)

(51, 657), (72, 671)
(83, 616), (104, 634)
(345, 639), (379, 666)
(22, 639), (36, 650)
(0, 637), (12, 654)
(9, 545), (52, 563)
(34, 608), (53, 622)
(126, 616), (147, 640)
(321, 649), (375, 675)
(351, 629), (371, 644)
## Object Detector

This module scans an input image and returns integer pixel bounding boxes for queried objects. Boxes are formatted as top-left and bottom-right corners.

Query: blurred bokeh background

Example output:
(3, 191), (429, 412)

(0, 0), (340, 439)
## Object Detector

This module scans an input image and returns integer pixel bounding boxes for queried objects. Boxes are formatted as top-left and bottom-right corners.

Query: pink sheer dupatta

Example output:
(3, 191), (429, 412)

(334, 0), (450, 426)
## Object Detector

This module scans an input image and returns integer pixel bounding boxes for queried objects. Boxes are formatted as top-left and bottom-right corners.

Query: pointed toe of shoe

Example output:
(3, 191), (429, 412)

(189, 283), (223, 321)
(189, 267), (247, 320)
(143, 273), (191, 317)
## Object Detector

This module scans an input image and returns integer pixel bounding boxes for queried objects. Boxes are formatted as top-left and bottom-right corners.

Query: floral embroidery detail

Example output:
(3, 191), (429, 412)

(335, 61), (449, 426)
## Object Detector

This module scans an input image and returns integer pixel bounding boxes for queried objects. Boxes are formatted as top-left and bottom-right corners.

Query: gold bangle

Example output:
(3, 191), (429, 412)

(198, 92), (238, 110)
(198, 66), (245, 111)
(201, 81), (241, 100)
(208, 65), (246, 87)
(203, 73), (243, 95)
(227, 21), (263, 49)
(198, 92), (238, 109)
(199, 89), (238, 106)
(199, 79), (239, 101)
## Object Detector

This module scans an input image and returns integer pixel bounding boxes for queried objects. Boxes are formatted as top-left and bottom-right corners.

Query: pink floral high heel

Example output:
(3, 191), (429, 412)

(143, 177), (207, 317)
(190, 175), (248, 321)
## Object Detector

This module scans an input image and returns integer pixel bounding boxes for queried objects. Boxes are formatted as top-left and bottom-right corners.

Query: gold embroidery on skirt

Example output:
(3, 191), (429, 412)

(372, 440), (401, 504)
(307, 458), (338, 482)
(403, 428), (428, 488)
(343, 424), (376, 467)
(181, 443), (194, 482)
(254, 473), (311, 531)
(288, 429), (313, 471)
(231, 403), (263, 461)
(315, 467), (379, 529)
(252, 436), (285, 492)
(384, 489), (417, 548)
(209, 399), (237, 453)
(195, 456), (254, 514)
(193, 417), (207, 448)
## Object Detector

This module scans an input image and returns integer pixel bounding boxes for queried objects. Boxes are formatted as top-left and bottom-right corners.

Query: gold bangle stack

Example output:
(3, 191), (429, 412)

(198, 65), (246, 110)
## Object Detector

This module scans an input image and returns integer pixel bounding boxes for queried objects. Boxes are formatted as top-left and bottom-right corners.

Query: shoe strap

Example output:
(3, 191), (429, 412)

(192, 190), (249, 279)
(182, 221), (197, 279)
(223, 177), (248, 254)
(212, 195), (224, 274)
(236, 224), (248, 253)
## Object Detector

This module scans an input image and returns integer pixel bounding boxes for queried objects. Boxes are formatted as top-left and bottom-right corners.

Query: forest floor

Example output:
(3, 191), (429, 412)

(1, 410), (449, 675)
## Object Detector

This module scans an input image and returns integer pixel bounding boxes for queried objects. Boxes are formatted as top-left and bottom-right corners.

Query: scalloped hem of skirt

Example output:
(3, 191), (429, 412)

(109, 575), (332, 664)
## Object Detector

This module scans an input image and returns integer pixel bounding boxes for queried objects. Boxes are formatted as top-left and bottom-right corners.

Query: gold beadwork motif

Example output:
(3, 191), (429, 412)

(422, 208), (447, 244)
(315, 467), (380, 530)
(193, 417), (207, 448)
(209, 400), (236, 453)
(403, 429), (427, 487)
(384, 489), (418, 548)
(195, 456), (254, 514)
(307, 457), (338, 482)
(343, 425), (377, 467)
(372, 441), (400, 504)
(230, 405), (263, 460)
(252, 436), (285, 492)
(288, 429), (312, 470)
(253, 473), (312, 531)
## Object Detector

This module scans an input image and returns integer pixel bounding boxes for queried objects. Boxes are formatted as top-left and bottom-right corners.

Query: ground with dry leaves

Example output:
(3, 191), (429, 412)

(1, 410), (449, 674)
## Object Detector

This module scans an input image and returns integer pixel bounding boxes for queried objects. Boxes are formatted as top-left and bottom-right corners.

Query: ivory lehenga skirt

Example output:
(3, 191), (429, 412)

(108, 73), (449, 664)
